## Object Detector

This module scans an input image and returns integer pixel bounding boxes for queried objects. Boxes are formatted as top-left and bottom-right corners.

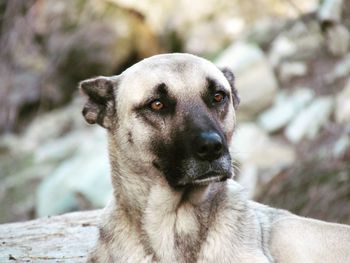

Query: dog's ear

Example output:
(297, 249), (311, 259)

(79, 76), (118, 129)
(220, 68), (240, 109)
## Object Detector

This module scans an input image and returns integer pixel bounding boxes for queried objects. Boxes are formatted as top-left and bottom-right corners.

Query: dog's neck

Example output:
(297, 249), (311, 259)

(110, 155), (217, 219)
(110, 156), (222, 260)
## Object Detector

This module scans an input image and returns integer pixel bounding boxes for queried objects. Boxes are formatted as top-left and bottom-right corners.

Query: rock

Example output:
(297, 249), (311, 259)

(113, 0), (244, 57)
(269, 21), (323, 66)
(325, 53), (350, 84)
(269, 36), (297, 67)
(247, 17), (287, 49)
(216, 42), (279, 120)
(232, 123), (295, 196)
(335, 78), (350, 123)
(183, 18), (242, 56)
(318, 0), (343, 23)
(285, 96), (334, 143)
(278, 62), (308, 82)
(237, 165), (258, 199)
(34, 132), (82, 164)
(0, 153), (36, 223)
(19, 99), (85, 153)
(0, 0), (160, 134)
(233, 123), (295, 170)
(0, 97), (114, 222)
(258, 88), (314, 133)
(36, 127), (111, 217)
(324, 24), (350, 56)
(114, 0), (315, 57)
(333, 134), (350, 158)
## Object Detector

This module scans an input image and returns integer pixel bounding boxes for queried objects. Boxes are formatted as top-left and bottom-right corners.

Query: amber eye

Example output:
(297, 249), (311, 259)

(213, 92), (225, 103)
(150, 100), (164, 111)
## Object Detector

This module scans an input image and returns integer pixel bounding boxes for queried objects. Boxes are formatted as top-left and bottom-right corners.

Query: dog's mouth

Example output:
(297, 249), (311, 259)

(171, 156), (232, 187)
(191, 171), (229, 185)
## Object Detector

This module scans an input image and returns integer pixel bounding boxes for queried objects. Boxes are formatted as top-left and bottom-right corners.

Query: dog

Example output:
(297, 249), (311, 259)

(80, 53), (350, 262)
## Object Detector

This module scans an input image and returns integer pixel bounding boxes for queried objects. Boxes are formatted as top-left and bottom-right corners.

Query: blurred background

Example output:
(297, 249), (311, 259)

(0, 0), (349, 224)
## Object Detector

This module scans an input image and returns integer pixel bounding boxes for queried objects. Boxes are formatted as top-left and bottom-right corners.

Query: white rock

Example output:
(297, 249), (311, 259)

(258, 88), (314, 133)
(285, 96), (334, 143)
(318, 0), (343, 23)
(279, 61), (308, 82)
(318, 0), (347, 56)
(36, 127), (112, 217)
(216, 42), (278, 120)
(248, 17), (286, 47)
(34, 131), (82, 164)
(333, 134), (350, 158)
(20, 99), (85, 153)
(232, 123), (295, 196)
(269, 36), (297, 67)
(184, 17), (244, 55)
(335, 78), (350, 123)
(232, 123), (295, 170)
(325, 53), (350, 84)
(325, 24), (350, 56)
(237, 165), (258, 199)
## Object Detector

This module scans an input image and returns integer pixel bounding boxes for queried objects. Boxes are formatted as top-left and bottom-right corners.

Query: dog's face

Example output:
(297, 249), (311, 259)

(80, 54), (239, 189)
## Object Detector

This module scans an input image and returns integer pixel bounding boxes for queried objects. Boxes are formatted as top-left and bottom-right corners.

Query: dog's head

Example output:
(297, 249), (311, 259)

(80, 53), (239, 189)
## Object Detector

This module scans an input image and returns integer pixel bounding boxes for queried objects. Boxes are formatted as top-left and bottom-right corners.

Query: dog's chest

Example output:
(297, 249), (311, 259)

(140, 183), (272, 263)
(142, 186), (204, 262)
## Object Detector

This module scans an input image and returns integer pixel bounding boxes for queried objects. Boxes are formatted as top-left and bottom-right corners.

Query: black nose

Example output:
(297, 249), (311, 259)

(194, 132), (224, 161)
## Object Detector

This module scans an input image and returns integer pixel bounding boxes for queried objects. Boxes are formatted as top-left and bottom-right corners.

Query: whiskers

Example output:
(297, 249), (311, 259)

(231, 158), (241, 178)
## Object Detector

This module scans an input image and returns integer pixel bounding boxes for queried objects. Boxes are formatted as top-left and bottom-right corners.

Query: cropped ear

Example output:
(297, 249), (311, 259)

(79, 76), (118, 129)
(220, 68), (240, 109)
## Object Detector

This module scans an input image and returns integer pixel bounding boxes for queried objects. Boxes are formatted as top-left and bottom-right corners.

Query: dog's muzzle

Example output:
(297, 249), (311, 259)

(177, 131), (231, 186)
(153, 127), (232, 188)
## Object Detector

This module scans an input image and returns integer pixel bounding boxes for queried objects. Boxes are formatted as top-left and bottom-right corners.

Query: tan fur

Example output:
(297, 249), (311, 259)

(80, 53), (350, 263)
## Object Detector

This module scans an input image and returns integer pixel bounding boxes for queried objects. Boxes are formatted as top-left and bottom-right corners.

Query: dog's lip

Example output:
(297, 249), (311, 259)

(191, 172), (228, 185)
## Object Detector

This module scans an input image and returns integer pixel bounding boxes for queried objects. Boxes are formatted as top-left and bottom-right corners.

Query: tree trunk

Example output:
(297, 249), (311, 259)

(0, 210), (100, 263)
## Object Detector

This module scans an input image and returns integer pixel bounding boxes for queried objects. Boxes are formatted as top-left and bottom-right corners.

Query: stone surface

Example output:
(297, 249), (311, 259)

(269, 36), (297, 67)
(232, 123), (295, 196)
(333, 134), (350, 158)
(216, 42), (279, 120)
(19, 99), (86, 153)
(0, 0), (161, 133)
(335, 78), (350, 124)
(0, 98), (112, 222)
(237, 165), (258, 199)
(269, 21), (323, 65)
(21, 99), (112, 218)
(285, 96), (334, 143)
(258, 88), (314, 133)
(325, 24), (350, 56)
(325, 53), (350, 84)
(233, 123), (295, 170)
(247, 17), (287, 48)
(36, 128), (111, 217)
(318, 0), (343, 23)
(278, 61), (308, 82)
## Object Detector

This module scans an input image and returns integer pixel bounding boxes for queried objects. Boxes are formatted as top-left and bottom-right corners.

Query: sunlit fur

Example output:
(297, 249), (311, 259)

(80, 53), (350, 263)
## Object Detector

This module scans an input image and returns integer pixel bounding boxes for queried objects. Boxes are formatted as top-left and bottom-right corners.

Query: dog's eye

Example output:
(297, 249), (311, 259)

(150, 100), (164, 111)
(213, 92), (226, 103)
